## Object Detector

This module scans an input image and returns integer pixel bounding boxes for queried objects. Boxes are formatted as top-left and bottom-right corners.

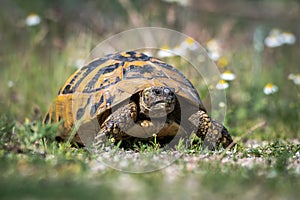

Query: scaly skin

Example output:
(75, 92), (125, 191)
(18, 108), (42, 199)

(93, 102), (138, 147)
(189, 110), (233, 150)
(93, 86), (233, 150)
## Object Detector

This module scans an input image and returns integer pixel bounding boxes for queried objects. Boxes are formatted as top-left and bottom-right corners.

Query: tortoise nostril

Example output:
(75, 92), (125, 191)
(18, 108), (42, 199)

(153, 89), (161, 95)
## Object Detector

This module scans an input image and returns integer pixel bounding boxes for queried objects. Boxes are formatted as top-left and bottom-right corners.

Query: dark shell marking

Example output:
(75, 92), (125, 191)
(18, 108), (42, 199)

(44, 51), (214, 145)
(58, 51), (205, 121)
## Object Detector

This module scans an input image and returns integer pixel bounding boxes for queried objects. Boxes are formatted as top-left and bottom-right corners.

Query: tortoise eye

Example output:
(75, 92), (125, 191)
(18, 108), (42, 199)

(163, 88), (170, 95)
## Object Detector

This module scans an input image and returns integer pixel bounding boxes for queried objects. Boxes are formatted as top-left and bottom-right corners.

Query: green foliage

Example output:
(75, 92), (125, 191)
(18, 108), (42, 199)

(0, 116), (300, 199)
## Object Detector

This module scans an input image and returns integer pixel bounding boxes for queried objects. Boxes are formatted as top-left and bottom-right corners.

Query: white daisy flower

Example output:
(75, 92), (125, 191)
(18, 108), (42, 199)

(218, 102), (226, 108)
(207, 51), (221, 61)
(288, 73), (300, 85)
(206, 39), (220, 52)
(280, 32), (296, 45)
(216, 80), (229, 90)
(25, 13), (41, 26)
(264, 35), (283, 48)
(171, 45), (186, 57)
(220, 70), (236, 81)
(265, 29), (296, 48)
(180, 37), (198, 51)
(206, 39), (222, 61)
(157, 45), (174, 58)
(263, 83), (278, 95)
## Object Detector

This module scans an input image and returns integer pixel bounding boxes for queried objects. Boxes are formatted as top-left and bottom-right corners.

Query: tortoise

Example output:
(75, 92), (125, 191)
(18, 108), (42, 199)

(44, 51), (233, 150)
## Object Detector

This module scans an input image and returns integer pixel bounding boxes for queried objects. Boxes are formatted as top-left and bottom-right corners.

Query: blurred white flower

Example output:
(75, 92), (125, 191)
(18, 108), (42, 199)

(180, 37), (198, 51)
(206, 39), (220, 51)
(206, 39), (222, 61)
(157, 45), (174, 58)
(281, 32), (296, 45)
(171, 38), (198, 57)
(216, 80), (229, 90)
(281, 32), (296, 44)
(263, 83), (278, 95)
(265, 29), (296, 48)
(207, 51), (221, 61)
(220, 70), (236, 81)
(7, 80), (14, 88)
(162, 0), (190, 6)
(172, 45), (186, 56)
(264, 35), (282, 48)
(218, 101), (226, 108)
(288, 73), (300, 85)
(25, 13), (41, 26)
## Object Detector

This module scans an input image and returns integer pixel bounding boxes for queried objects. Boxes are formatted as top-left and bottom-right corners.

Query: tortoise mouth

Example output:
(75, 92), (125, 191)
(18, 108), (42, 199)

(150, 100), (172, 107)
(148, 102), (175, 118)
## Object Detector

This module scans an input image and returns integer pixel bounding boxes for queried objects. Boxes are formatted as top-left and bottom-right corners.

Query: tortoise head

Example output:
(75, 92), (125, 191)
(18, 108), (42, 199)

(140, 86), (176, 118)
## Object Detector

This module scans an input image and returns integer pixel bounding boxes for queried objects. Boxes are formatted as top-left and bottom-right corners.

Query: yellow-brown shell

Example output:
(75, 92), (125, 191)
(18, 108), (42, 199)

(44, 51), (205, 143)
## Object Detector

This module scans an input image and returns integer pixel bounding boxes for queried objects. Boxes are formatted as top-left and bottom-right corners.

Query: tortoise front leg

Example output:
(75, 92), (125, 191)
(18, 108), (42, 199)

(93, 102), (138, 148)
(188, 110), (233, 150)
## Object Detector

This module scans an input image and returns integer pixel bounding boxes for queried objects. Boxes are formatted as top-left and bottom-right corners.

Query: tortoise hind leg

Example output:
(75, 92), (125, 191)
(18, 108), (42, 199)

(206, 119), (233, 149)
(93, 102), (138, 148)
(188, 110), (233, 150)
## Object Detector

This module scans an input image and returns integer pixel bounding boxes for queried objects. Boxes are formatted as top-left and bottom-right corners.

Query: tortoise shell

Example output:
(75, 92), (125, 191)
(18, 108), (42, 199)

(44, 51), (206, 144)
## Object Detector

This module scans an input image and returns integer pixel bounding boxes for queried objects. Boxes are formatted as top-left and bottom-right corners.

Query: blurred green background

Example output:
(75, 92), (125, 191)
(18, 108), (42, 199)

(0, 0), (300, 199)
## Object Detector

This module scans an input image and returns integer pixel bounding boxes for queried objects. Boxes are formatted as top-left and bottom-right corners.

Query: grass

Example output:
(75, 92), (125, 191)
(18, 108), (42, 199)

(0, 115), (299, 199)
(0, 1), (300, 199)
